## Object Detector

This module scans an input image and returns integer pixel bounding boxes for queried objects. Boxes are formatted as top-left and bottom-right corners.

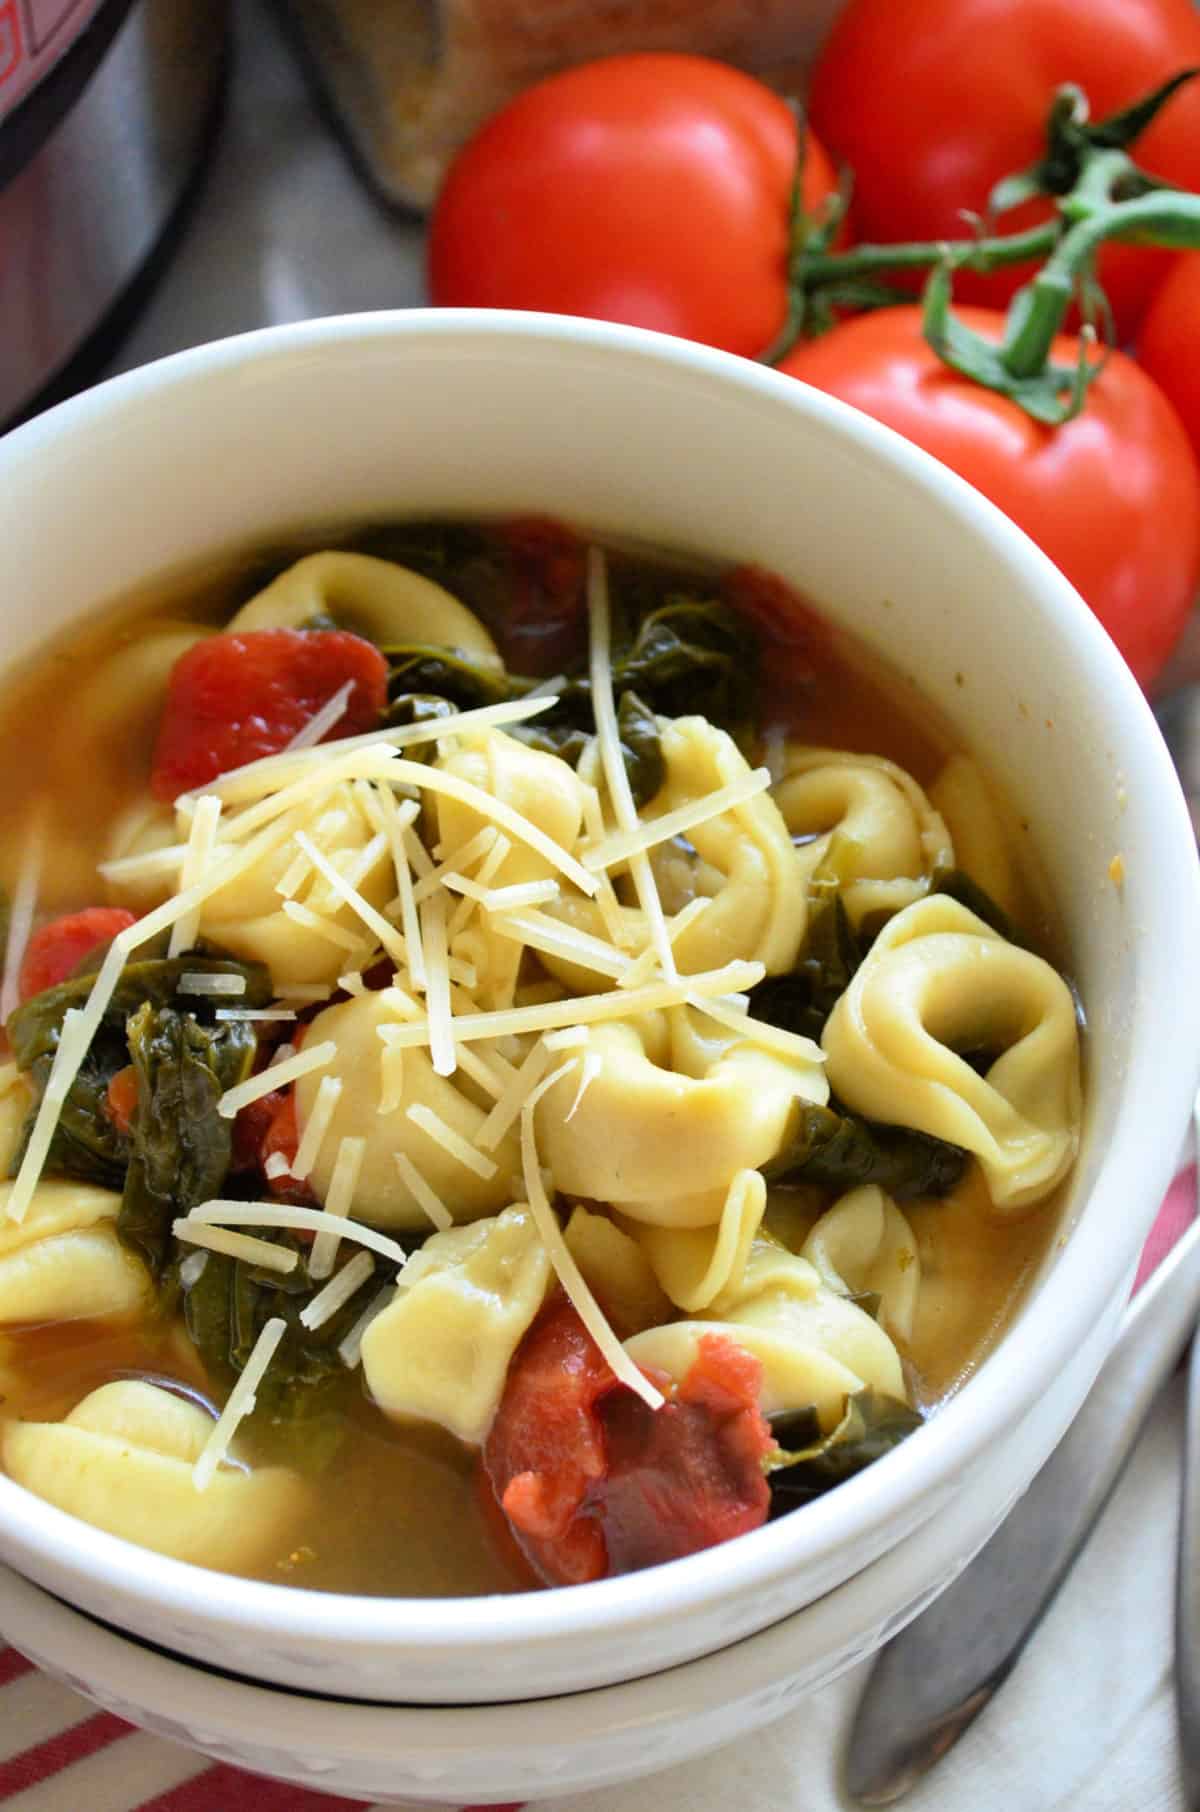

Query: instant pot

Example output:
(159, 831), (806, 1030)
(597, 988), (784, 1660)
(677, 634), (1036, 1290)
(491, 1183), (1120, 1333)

(0, 0), (228, 427)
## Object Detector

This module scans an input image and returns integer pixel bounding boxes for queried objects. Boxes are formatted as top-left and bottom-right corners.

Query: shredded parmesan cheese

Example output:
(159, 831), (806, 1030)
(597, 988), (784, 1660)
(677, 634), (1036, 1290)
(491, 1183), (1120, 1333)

(214, 1007), (297, 1022)
(178, 972), (247, 997)
(292, 830), (408, 969)
(172, 1220), (299, 1274)
(420, 891), (456, 1077)
(192, 1317), (287, 1491)
(686, 992), (826, 1064)
(406, 1103), (497, 1178)
(583, 768), (772, 871)
(586, 547), (675, 976)
(490, 907), (631, 982)
(453, 1041), (509, 1099)
(186, 695), (561, 808)
(271, 983), (332, 1004)
(300, 1248), (375, 1331)
(217, 1040), (336, 1119)
(286, 679), (355, 752)
(168, 794), (223, 957)
(520, 1062), (664, 1411)
(394, 1151), (455, 1231)
(264, 1152), (292, 1180)
(369, 960), (763, 1051)
(378, 1040), (406, 1114)
(189, 1200), (411, 1269)
(0, 817), (43, 1026)
(476, 1037), (553, 1151)
(565, 1052), (602, 1121)
(280, 899), (364, 951)
(338, 1283), (397, 1369)
(480, 879), (561, 912)
(290, 1074), (344, 1179)
(543, 1026), (589, 1050)
(412, 827), (498, 903)
(309, 1135), (366, 1279)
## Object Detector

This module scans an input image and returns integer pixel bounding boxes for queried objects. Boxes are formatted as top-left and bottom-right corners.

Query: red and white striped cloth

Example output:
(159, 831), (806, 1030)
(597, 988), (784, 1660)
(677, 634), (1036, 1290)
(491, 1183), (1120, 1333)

(0, 1640), (521, 1811)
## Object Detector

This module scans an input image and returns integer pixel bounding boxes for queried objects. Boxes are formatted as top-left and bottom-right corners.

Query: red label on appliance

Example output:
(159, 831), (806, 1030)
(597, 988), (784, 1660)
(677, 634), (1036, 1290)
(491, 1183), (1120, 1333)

(0, 0), (107, 119)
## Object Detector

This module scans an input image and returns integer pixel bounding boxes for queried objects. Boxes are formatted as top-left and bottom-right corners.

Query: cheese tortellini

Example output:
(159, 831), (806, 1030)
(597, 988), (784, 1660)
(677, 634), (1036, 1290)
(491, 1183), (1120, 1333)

(822, 895), (1081, 1212)
(0, 1180), (151, 1326)
(801, 1186), (920, 1343)
(535, 1009), (827, 1225)
(2, 1381), (305, 1569)
(295, 990), (521, 1228)
(229, 551), (501, 661)
(362, 1205), (551, 1444)
(541, 716), (807, 987)
(773, 745), (953, 925)
(196, 781), (393, 986)
(626, 1238), (906, 1430)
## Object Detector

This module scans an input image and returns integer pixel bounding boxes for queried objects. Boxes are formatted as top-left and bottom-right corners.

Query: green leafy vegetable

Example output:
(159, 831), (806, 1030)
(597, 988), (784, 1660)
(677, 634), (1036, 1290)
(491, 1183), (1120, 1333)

(765, 1100), (967, 1201)
(749, 889), (862, 1043)
(765, 1388), (925, 1511)
(383, 644), (519, 715)
(120, 1002), (257, 1281)
(181, 1238), (410, 1470)
(932, 866), (1025, 945)
(7, 952), (271, 1192)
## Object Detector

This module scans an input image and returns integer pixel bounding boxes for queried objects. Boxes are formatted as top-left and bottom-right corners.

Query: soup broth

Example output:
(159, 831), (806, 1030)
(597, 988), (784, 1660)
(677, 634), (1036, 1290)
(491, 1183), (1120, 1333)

(0, 520), (1080, 1595)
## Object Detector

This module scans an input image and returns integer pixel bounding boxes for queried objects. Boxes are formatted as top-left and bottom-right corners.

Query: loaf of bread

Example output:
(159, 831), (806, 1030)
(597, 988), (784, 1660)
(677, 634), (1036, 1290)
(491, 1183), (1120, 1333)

(280, 0), (843, 211)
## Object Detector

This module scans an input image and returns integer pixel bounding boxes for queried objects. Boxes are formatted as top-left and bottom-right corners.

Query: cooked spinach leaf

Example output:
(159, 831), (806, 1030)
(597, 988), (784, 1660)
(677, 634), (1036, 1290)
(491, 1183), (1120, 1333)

(181, 1239), (398, 1470)
(765, 1101), (967, 1201)
(765, 1388), (924, 1511)
(383, 644), (521, 716)
(749, 890), (862, 1043)
(7, 952), (271, 1193)
(120, 1002), (257, 1280)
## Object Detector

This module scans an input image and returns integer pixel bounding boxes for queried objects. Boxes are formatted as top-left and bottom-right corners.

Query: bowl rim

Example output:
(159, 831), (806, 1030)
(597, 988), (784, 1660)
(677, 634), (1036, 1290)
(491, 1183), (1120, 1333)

(1, 307), (1197, 1668)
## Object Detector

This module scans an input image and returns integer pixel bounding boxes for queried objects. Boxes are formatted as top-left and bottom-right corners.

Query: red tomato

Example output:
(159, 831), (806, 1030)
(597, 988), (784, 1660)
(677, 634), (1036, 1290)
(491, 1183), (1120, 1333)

(808, 0), (1200, 338)
(150, 628), (388, 802)
(104, 1065), (139, 1138)
(1137, 253), (1200, 464)
(780, 305), (1200, 687)
(429, 54), (842, 359)
(483, 1297), (774, 1586)
(17, 907), (136, 1004)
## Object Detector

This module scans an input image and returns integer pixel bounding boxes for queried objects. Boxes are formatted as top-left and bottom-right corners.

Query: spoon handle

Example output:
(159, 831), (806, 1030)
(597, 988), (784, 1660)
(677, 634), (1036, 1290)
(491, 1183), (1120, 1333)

(1177, 1306), (1200, 1808)
(845, 1132), (1200, 1808)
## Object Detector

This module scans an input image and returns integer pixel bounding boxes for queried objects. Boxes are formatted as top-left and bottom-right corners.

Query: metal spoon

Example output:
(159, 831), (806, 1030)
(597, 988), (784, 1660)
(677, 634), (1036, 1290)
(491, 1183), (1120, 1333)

(845, 1169), (1200, 1804)
(846, 680), (1200, 1804)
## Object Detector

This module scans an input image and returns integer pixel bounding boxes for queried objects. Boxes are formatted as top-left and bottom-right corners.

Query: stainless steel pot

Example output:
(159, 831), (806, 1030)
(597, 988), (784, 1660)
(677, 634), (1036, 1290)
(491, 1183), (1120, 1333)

(0, 0), (228, 427)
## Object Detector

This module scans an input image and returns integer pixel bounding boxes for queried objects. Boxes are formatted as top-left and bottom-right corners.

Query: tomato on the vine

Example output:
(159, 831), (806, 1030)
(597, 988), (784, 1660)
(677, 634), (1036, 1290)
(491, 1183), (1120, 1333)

(808, 0), (1200, 339)
(1137, 253), (1200, 465)
(780, 306), (1200, 686)
(428, 54), (842, 359)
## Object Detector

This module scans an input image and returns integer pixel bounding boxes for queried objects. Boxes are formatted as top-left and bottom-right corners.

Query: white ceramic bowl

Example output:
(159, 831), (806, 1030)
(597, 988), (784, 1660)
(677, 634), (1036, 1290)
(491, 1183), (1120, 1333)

(0, 1287), (1128, 1805)
(0, 312), (1196, 1713)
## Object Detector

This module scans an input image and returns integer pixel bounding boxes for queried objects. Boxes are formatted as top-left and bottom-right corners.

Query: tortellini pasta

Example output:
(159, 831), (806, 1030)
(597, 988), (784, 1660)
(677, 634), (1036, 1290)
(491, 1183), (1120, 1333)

(294, 991), (521, 1228)
(229, 551), (501, 661)
(540, 715), (806, 987)
(535, 1011), (827, 1225)
(625, 1238), (906, 1430)
(196, 781), (393, 986)
(627, 1169), (767, 1313)
(562, 1205), (673, 1335)
(929, 753), (1026, 925)
(822, 895), (1081, 1212)
(773, 745), (953, 925)
(0, 1180), (151, 1326)
(361, 1205), (551, 1444)
(2, 1381), (305, 1569)
(801, 1185), (920, 1342)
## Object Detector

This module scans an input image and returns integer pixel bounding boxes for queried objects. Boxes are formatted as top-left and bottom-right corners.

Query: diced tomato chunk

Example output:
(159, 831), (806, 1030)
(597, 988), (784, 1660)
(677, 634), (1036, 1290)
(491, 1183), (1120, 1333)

(598, 1334), (773, 1574)
(493, 516), (587, 674)
(150, 627), (388, 802)
(483, 1299), (773, 1586)
(485, 1297), (613, 1585)
(17, 907), (136, 1005)
(104, 1064), (139, 1138)
(230, 1087), (315, 1210)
